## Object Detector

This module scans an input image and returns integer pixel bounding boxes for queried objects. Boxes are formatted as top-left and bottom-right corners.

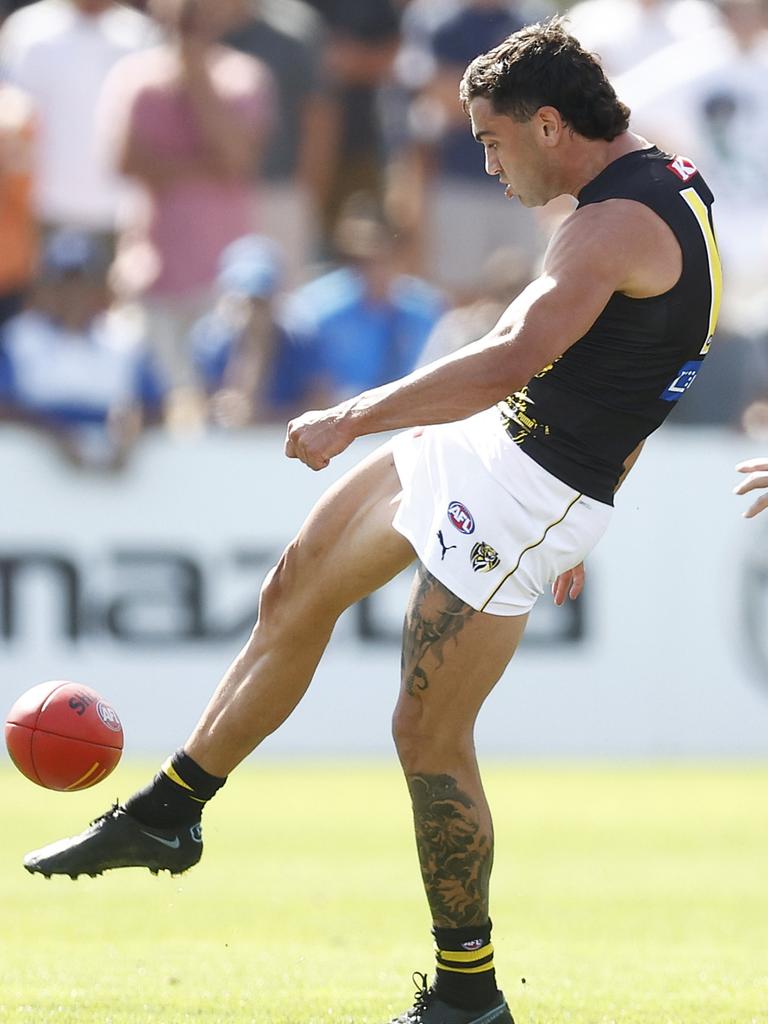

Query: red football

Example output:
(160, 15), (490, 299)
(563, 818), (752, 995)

(5, 681), (124, 791)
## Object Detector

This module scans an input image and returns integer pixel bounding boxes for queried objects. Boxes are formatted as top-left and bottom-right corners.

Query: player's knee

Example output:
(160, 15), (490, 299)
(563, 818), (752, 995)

(257, 538), (340, 630)
(257, 544), (301, 624)
(392, 699), (469, 771)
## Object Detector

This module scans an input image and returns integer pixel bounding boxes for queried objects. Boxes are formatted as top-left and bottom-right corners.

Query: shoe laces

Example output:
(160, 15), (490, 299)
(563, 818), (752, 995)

(89, 802), (122, 828)
(408, 972), (433, 1021)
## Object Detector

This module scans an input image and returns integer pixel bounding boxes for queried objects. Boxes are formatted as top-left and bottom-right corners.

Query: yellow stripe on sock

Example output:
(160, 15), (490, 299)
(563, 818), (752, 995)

(436, 943), (494, 964)
(436, 962), (496, 974)
(163, 760), (207, 802)
(162, 759), (195, 793)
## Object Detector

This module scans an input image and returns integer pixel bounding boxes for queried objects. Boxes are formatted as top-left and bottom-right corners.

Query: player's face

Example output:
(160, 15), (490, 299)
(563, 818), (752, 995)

(469, 97), (556, 208)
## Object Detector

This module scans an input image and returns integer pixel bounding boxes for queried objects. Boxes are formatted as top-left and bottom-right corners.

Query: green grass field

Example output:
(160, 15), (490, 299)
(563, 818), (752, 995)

(2, 760), (767, 1024)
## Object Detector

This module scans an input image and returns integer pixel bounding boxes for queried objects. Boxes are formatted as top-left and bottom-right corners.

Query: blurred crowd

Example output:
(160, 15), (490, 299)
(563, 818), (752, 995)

(0, 0), (767, 470)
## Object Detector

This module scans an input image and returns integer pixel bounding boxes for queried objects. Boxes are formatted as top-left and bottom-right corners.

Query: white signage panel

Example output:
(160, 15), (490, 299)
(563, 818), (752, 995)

(1, 426), (766, 757)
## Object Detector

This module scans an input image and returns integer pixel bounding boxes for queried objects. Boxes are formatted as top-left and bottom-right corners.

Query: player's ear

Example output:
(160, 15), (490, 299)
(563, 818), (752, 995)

(537, 106), (564, 146)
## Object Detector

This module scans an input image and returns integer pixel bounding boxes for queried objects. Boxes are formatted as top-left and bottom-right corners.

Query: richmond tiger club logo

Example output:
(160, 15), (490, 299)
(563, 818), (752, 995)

(447, 501), (475, 535)
(471, 542), (500, 573)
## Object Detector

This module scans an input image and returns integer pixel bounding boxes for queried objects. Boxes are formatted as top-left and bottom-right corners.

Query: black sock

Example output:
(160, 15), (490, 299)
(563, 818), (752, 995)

(432, 920), (499, 1011)
(124, 749), (226, 828)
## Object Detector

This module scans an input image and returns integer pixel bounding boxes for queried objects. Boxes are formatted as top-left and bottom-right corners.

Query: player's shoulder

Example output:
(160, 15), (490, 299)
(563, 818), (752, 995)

(545, 198), (679, 294)
(557, 197), (665, 248)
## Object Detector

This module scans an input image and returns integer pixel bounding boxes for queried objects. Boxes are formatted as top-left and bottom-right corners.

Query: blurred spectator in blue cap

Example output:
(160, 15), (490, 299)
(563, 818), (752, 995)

(284, 192), (445, 409)
(190, 234), (310, 428)
(0, 227), (165, 469)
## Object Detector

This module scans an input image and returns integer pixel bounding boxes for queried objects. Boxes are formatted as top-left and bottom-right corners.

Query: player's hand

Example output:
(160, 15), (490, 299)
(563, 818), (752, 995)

(552, 561), (585, 605)
(734, 458), (768, 518)
(285, 403), (355, 471)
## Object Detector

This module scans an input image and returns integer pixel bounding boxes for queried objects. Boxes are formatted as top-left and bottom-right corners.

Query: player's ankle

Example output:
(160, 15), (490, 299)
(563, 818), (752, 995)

(124, 749), (226, 828)
(431, 920), (499, 1011)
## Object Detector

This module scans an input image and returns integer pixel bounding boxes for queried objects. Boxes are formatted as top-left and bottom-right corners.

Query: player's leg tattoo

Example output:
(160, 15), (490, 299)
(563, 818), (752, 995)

(401, 565), (477, 696)
(407, 771), (493, 928)
(397, 566), (516, 929)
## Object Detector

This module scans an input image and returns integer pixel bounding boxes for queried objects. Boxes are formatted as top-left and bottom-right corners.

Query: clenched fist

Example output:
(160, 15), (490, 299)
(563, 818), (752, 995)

(284, 403), (356, 471)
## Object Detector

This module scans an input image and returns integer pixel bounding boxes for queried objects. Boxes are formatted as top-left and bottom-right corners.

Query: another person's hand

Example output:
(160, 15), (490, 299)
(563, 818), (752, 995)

(285, 403), (355, 471)
(552, 562), (585, 605)
(734, 459), (768, 518)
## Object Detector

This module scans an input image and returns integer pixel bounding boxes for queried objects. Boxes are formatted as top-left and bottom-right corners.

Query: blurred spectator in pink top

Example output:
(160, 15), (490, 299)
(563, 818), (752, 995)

(100, 0), (274, 411)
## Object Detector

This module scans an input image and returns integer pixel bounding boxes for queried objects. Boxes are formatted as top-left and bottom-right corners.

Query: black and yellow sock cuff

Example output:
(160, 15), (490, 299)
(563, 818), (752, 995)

(435, 942), (495, 974)
(161, 757), (206, 802)
(161, 750), (226, 803)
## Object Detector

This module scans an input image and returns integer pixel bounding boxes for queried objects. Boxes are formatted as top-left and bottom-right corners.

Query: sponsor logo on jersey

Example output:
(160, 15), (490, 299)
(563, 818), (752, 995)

(667, 155), (698, 182)
(660, 359), (703, 402)
(447, 501), (475, 535)
(96, 700), (122, 732)
(471, 541), (500, 573)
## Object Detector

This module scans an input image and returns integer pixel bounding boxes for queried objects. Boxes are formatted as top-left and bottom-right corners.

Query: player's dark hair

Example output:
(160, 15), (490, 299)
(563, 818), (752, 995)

(459, 16), (630, 141)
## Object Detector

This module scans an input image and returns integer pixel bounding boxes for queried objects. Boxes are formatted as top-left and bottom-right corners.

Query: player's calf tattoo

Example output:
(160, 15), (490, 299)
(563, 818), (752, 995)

(401, 566), (476, 696)
(407, 772), (492, 928)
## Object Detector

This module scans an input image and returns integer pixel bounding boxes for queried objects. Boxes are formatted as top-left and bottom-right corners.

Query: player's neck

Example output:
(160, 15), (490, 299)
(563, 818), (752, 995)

(566, 131), (651, 198)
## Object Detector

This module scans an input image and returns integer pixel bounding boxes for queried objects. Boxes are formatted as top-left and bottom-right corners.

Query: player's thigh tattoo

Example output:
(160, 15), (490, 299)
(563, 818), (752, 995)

(407, 772), (492, 927)
(401, 564), (477, 697)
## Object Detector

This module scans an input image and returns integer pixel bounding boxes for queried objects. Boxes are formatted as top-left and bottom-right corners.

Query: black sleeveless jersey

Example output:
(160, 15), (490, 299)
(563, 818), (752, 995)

(501, 146), (722, 505)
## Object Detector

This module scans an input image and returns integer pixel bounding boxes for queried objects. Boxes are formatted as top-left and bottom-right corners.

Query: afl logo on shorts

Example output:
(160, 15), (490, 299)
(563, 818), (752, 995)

(471, 541), (500, 573)
(447, 501), (475, 535)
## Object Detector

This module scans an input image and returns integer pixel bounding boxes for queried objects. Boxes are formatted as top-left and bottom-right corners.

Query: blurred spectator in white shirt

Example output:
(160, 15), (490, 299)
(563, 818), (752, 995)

(0, 0), (154, 250)
(565, 0), (721, 77)
(616, 0), (768, 335)
(0, 229), (165, 469)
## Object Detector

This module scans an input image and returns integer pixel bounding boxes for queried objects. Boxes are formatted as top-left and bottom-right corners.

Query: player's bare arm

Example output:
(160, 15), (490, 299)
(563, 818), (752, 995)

(285, 199), (681, 471)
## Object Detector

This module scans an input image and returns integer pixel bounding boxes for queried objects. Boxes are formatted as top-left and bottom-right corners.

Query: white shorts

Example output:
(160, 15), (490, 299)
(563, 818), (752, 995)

(391, 408), (613, 616)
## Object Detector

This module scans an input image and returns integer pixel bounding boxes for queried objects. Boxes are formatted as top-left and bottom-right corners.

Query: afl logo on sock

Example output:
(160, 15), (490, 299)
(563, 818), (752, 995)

(447, 501), (475, 535)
